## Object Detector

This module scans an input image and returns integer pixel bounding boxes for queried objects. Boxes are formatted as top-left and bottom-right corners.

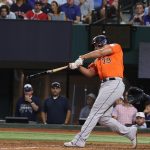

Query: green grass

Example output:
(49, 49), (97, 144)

(0, 131), (149, 144)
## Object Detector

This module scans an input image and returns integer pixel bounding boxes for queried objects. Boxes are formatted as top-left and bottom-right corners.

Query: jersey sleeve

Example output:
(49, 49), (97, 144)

(88, 62), (98, 74)
(110, 44), (122, 54)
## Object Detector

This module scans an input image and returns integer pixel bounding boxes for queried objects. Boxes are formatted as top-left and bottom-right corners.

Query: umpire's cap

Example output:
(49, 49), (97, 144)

(92, 35), (108, 47)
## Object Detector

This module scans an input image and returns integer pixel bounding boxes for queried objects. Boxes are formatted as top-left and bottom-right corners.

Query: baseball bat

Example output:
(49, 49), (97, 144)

(27, 65), (68, 79)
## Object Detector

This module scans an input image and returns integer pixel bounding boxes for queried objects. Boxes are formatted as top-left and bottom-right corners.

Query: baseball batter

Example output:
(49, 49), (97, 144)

(64, 35), (137, 148)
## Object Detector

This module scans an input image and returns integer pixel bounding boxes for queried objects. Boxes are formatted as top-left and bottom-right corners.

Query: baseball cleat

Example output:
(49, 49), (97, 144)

(64, 141), (85, 148)
(131, 127), (137, 149)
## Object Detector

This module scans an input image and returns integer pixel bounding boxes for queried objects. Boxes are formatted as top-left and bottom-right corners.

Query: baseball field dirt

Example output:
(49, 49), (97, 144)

(0, 128), (149, 150)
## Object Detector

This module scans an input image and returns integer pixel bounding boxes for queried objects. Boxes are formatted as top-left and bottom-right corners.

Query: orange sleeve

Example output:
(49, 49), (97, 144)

(88, 62), (98, 74)
(110, 44), (122, 54)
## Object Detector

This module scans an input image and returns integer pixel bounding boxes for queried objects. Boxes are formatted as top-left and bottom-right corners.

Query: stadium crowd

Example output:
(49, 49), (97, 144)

(0, 0), (150, 25)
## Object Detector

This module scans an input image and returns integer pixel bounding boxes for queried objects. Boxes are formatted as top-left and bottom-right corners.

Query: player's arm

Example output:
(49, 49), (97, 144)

(78, 66), (97, 78)
(30, 102), (39, 111)
(64, 110), (71, 125)
(80, 45), (113, 60)
(69, 45), (113, 70)
(25, 95), (39, 111)
(41, 112), (47, 124)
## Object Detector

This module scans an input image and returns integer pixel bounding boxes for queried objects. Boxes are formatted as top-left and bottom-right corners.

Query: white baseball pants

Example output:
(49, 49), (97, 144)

(72, 79), (135, 146)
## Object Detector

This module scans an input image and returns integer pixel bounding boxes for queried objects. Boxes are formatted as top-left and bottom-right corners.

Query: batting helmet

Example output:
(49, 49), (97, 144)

(92, 35), (108, 47)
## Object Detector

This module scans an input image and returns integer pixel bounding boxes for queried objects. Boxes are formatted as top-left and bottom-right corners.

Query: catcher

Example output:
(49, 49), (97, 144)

(127, 86), (150, 111)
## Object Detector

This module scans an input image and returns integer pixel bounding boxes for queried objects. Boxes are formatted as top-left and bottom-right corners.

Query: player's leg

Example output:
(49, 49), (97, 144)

(99, 106), (137, 148)
(64, 79), (124, 147)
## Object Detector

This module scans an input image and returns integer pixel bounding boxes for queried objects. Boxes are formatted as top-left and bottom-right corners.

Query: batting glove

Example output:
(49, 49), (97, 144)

(74, 57), (84, 66)
(69, 63), (78, 70)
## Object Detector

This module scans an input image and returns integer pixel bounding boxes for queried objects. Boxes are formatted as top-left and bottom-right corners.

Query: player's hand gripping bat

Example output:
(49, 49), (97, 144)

(26, 65), (68, 79)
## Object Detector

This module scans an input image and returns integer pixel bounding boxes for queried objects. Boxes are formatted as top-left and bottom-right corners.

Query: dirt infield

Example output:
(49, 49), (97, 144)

(0, 128), (150, 150)
(0, 140), (150, 150)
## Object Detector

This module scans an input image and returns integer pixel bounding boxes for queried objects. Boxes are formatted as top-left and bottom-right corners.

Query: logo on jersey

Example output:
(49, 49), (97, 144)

(101, 57), (111, 64)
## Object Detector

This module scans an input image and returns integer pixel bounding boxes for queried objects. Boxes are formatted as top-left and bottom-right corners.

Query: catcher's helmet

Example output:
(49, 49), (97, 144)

(127, 87), (144, 104)
(92, 35), (108, 47)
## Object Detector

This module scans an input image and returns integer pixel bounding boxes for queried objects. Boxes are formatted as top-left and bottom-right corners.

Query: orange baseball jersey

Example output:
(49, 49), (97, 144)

(88, 44), (124, 80)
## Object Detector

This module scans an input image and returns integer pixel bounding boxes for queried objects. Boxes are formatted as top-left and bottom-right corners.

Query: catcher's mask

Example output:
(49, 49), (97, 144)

(92, 35), (108, 48)
(127, 87), (144, 104)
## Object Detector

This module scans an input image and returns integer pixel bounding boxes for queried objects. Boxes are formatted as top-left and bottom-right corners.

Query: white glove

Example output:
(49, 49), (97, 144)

(69, 63), (78, 70)
(74, 57), (84, 66)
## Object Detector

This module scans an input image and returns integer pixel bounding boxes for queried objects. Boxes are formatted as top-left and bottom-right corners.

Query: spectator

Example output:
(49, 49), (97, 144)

(15, 84), (41, 122)
(74, 0), (94, 23)
(144, 6), (150, 25)
(0, 4), (16, 19)
(0, 0), (13, 7)
(41, 0), (52, 14)
(94, 0), (103, 8)
(144, 5), (149, 16)
(144, 101), (150, 128)
(0, 3), (16, 19)
(114, 96), (124, 107)
(79, 93), (96, 125)
(61, 0), (81, 23)
(25, 0), (48, 20)
(112, 91), (137, 126)
(48, 0), (66, 20)
(48, 0), (66, 5)
(74, 0), (94, 9)
(27, 0), (35, 8)
(129, 2), (144, 25)
(100, 0), (107, 18)
(99, 0), (122, 24)
(10, 0), (32, 19)
(79, 0), (93, 24)
(134, 112), (147, 128)
(0, 4), (9, 18)
(144, 101), (150, 121)
(42, 82), (71, 124)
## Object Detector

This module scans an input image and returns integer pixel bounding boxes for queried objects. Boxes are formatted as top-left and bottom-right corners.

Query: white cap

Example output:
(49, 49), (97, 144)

(87, 93), (96, 100)
(24, 84), (33, 92)
(136, 112), (145, 118)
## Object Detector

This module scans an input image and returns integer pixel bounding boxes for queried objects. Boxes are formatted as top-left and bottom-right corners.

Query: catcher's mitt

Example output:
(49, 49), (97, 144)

(127, 87), (144, 104)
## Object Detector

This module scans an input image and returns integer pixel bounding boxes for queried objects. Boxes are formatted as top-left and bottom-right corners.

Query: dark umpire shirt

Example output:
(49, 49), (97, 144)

(43, 96), (71, 124)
